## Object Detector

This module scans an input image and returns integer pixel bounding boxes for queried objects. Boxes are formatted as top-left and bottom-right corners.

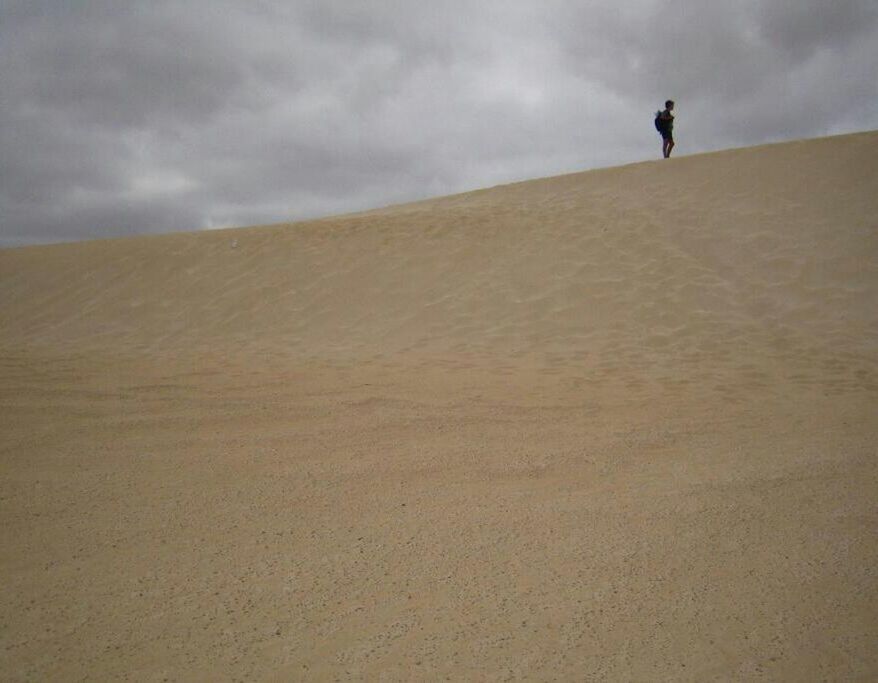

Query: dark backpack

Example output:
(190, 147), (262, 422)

(654, 111), (665, 133)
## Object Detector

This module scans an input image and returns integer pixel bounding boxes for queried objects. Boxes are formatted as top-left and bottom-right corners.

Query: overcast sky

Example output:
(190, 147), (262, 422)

(2, 0), (877, 246)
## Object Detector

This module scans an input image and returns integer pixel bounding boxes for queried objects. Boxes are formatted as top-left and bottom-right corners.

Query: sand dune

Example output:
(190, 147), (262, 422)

(2, 132), (877, 680)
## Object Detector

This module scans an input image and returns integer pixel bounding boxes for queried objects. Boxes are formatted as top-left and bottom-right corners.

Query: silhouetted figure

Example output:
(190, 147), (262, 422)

(655, 100), (675, 158)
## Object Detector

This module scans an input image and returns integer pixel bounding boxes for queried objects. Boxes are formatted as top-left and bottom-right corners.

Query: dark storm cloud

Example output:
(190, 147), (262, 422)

(1, 0), (877, 246)
(758, 0), (878, 60)
(551, 0), (878, 144)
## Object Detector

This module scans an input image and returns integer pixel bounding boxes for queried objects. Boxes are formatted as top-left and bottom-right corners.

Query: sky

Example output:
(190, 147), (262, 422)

(2, 0), (877, 246)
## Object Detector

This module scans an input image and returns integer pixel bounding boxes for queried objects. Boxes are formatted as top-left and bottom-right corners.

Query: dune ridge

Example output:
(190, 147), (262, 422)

(3, 133), (876, 395)
(1, 132), (877, 680)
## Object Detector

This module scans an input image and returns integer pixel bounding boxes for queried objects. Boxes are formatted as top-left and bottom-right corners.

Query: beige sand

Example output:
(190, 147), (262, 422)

(2, 132), (877, 680)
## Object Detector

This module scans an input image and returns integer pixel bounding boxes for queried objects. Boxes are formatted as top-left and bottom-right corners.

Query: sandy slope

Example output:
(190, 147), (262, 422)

(1, 132), (877, 680)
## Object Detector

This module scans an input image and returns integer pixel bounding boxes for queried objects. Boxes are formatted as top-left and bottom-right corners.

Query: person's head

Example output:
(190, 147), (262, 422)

(665, 100), (675, 110)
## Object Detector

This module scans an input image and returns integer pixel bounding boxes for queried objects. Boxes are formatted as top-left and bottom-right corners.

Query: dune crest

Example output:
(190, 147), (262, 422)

(2, 132), (877, 680)
(3, 132), (876, 398)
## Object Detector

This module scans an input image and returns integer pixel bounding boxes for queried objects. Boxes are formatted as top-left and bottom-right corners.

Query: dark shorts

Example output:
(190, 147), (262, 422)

(661, 129), (674, 142)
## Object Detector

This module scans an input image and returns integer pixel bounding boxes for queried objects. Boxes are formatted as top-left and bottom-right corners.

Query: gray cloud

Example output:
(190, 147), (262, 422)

(1, 0), (877, 246)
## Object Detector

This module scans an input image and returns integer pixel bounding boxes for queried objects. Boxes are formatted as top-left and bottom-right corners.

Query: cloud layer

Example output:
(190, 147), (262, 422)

(2, 0), (877, 245)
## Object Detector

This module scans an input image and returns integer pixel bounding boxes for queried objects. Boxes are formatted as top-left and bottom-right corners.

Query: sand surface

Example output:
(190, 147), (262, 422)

(2, 132), (877, 680)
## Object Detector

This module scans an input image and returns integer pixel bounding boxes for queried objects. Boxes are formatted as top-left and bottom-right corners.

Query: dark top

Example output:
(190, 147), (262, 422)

(658, 109), (674, 132)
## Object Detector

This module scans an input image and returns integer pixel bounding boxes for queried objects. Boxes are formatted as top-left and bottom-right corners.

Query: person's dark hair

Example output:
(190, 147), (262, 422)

(665, 100), (674, 108)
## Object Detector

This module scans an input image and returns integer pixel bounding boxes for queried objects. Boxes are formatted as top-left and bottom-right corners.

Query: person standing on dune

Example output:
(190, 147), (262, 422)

(655, 100), (675, 158)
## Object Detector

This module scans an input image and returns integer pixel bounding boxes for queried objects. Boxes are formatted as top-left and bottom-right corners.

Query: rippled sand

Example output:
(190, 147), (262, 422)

(2, 132), (877, 680)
